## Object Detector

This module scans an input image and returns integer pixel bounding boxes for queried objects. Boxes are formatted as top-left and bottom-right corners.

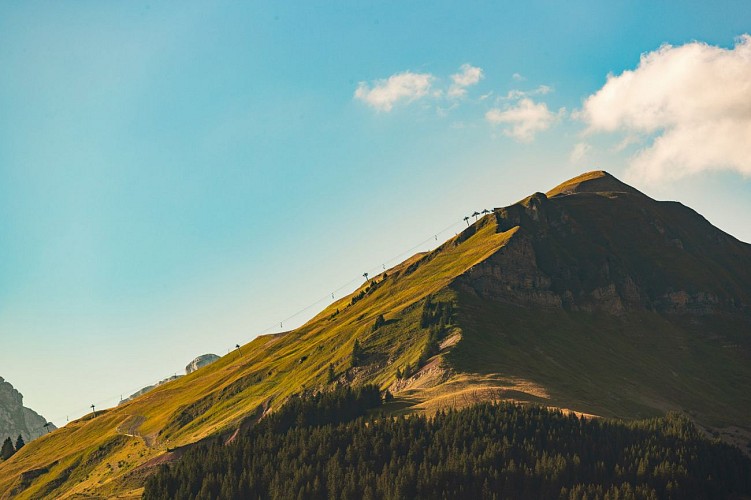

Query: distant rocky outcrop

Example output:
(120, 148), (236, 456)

(186, 354), (220, 374)
(0, 377), (55, 443)
(119, 354), (221, 405)
(119, 374), (182, 405)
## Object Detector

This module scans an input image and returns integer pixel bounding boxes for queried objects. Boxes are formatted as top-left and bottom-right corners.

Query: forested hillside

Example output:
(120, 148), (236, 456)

(144, 389), (751, 499)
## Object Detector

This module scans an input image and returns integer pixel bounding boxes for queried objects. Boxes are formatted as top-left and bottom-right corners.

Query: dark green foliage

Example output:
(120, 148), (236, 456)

(349, 290), (366, 306)
(326, 363), (336, 384)
(0, 438), (14, 460)
(351, 339), (363, 367)
(144, 400), (751, 500)
(416, 296), (455, 367)
(419, 296), (454, 330)
(14, 435), (24, 452)
(372, 314), (386, 332)
(419, 328), (440, 365)
(257, 384), (382, 434)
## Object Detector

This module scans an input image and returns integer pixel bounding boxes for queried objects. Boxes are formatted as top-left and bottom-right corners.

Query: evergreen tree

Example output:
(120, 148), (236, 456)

(372, 314), (386, 332)
(145, 398), (751, 500)
(327, 363), (336, 384)
(1, 437), (15, 460)
(14, 434), (25, 452)
(351, 339), (363, 367)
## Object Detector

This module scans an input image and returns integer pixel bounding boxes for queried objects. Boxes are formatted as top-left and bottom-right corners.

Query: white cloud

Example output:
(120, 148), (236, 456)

(503, 85), (554, 100)
(486, 98), (562, 142)
(579, 35), (751, 183)
(354, 71), (433, 111)
(535, 84), (553, 95)
(570, 142), (592, 162)
(512, 73), (525, 81)
(448, 64), (484, 97)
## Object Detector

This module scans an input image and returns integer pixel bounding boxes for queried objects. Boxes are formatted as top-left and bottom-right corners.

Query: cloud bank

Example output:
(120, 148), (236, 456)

(579, 35), (751, 183)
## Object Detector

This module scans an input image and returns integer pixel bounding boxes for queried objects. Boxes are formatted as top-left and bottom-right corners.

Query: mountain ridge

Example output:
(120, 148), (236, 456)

(1, 170), (749, 498)
(0, 377), (55, 446)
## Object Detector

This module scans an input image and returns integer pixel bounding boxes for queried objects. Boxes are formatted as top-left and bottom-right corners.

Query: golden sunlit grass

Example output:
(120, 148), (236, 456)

(3, 171), (750, 497)
(0, 214), (515, 498)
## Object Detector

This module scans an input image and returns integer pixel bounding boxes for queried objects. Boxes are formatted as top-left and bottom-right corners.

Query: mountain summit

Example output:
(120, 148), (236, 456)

(0, 377), (54, 445)
(2, 171), (749, 498)
(546, 170), (646, 197)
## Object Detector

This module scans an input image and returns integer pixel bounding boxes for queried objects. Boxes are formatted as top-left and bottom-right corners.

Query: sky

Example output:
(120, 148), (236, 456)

(1, 1), (750, 427)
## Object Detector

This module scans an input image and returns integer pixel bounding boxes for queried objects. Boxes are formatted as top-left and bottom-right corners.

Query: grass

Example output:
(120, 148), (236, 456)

(0, 213), (514, 498)
(447, 294), (751, 427)
(2, 170), (749, 497)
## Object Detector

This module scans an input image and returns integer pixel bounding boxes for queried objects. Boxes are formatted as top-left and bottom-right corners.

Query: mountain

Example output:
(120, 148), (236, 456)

(1, 171), (749, 498)
(185, 354), (220, 375)
(118, 375), (182, 406)
(118, 354), (220, 406)
(0, 377), (55, 445)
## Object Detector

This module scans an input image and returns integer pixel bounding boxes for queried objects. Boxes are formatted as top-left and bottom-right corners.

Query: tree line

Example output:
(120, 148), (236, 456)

(144, 389), (750, 499)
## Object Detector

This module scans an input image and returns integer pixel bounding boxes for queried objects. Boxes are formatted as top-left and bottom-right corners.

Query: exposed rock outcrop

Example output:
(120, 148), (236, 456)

(186, 354), (220, 375)
(454, 171), (751, 319)
(119, 353), (220, 406)
(119, 375), (182, 405)
(0, 377), (54, 443)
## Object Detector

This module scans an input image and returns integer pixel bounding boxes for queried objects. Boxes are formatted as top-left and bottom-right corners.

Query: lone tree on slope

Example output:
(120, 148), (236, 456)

(1, 437), (15, 460)
(14, 435), (24, 452)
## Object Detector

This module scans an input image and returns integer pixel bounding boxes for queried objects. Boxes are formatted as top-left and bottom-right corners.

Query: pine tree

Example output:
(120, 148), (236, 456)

(327, 364), (336, 384)
(1, 437), (15, 460)
(351, 339), (363, 367)
(372, 314), (386, 332)
(14, 434), (25, 452)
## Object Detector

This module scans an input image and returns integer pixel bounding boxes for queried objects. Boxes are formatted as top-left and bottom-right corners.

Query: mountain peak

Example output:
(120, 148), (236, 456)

(546, 170), (645, 198)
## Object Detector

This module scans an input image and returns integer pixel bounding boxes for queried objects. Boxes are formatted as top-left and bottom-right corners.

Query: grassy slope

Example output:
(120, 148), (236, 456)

(448, 296), (751, 427)
(445, 174), (751, 429)
(0, 214), (514, 499)
(2, 171), (749, 497)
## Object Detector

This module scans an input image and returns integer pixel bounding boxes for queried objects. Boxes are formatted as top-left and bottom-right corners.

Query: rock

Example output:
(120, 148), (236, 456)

(186, 354), (220, 375)
(118, 353), (220, 406)
(119, 375), (182, 405)
(0, 377), (54, 443)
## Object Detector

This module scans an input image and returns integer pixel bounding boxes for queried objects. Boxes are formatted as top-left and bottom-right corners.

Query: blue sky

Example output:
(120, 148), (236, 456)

(1, 1), (750, 426)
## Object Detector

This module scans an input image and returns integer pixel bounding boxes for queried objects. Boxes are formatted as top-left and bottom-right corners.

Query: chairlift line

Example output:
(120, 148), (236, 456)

(64, 215), (475, 428)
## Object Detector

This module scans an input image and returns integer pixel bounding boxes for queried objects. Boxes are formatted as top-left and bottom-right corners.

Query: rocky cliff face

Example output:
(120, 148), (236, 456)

(0, 377), (54, 443)
(186, 354), (220, 374)
(454, 172), (751, 322)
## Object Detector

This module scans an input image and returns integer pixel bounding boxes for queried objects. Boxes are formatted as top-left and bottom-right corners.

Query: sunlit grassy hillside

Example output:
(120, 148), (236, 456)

(2, 171), (749, 498)
(0, 210), (514, 499)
